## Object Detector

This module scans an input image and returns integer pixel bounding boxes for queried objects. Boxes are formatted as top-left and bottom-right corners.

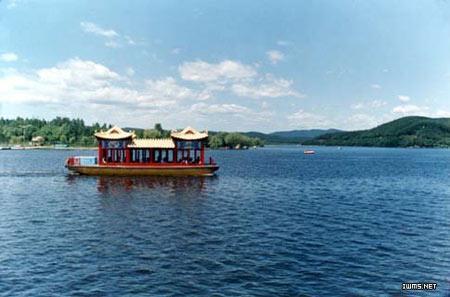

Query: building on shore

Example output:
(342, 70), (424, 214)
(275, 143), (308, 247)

(31, 136), (45, 146)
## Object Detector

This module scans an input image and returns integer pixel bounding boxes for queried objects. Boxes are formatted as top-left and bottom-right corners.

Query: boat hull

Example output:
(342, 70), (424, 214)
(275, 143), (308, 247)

(67, 164), (219, 177)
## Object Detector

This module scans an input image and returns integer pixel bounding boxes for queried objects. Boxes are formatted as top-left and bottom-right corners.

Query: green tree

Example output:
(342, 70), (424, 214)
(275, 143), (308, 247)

(208, 135), (224, 148)
(224, 133), (248, 148)
(154, 123), (163, 133)
(143, 129), (162, 138)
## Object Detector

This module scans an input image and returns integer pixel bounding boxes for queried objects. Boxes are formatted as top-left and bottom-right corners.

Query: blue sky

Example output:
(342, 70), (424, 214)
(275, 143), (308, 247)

(1, 0), (450, 132)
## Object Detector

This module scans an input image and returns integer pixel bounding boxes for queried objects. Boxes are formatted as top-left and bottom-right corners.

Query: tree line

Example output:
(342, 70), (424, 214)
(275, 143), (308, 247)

(0, 117), (264, 148)
(0, 117), (107, 146)
(208, 132), (264, 149)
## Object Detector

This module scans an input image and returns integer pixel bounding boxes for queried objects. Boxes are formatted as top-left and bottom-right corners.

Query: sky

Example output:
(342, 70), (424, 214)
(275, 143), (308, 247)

(1, 0), (450, 132)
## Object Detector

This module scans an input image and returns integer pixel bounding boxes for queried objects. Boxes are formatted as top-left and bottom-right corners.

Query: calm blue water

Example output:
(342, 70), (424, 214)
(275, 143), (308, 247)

(0, 146), (450, 296)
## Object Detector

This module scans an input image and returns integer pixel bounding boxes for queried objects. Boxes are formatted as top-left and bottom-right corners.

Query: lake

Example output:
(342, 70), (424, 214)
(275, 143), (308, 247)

(0, 146), (449, 296)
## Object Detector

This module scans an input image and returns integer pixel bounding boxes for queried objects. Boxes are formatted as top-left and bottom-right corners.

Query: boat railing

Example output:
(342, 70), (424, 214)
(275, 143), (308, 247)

(66, 156), (97, 167)
(208, 157), (216, 165)
(66, 157), (75, 167)
(67, 156), (216, 167)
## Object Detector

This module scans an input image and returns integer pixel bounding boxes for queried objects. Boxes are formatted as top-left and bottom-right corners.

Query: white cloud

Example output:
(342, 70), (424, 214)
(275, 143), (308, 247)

(125, 35), (136, 45)
(80, 22), (139, 49)
(351, 100), (386, 110)
(195, 84), (226, 101)
(80, 22), (132, 49)
(80, 22), (119, 38)
(391, 105), (450, 119)
(276, 40), (289, 46)
(171, 48), (181, 55)
(232, 75), (303, 99)
(371, 84), (381, 89)
(0, 58), (119, 104)
(0, 58), (197, 111)
(145, 77), (195, 101)
(188, 102), (273, 125)
(266, 50), (284, 64)
(6, 0), (20, 9)
(435, 110), (450, 117)
(287, 109), (334, 129)
(371, 100), (387, 108)
(346, 114), (381, 130)
(37, 58), (119, 83)
(351, 103), (365, 110)
(0, 56), (304, 129)
(392, 104), (426, 115)
(179, 60), (257, 82)
(179, 59), (301, 99)
(125, 67), (135, 76)
(190, 102), (251, 115)
(0, 52), (18, 62)
(398, 95), (410, 102)
(105, 40), (121, 48)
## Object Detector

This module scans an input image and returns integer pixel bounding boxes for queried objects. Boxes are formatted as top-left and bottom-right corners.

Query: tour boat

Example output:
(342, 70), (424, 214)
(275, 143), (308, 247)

(66, 126), (219, 176)
(304, 150), (316, 155)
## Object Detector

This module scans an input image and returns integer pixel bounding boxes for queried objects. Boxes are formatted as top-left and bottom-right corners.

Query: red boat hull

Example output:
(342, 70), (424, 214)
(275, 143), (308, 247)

(67, 164), (219, 176)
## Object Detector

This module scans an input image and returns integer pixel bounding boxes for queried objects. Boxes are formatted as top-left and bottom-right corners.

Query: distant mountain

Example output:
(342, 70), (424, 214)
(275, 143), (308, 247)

(242, 129), (343, 144)
(130, 126), (345, 145)
(270, 129), (342, 139)
(304, 116), (450, 147)
(124, 127), (341, 145)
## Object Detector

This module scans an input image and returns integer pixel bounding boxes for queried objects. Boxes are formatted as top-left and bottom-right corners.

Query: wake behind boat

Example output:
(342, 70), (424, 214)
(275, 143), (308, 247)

(66, 126), (219, 176)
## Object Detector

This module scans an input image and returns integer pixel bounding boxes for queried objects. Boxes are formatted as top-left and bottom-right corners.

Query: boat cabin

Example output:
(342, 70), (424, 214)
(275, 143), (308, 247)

(94, 126), (211, 166)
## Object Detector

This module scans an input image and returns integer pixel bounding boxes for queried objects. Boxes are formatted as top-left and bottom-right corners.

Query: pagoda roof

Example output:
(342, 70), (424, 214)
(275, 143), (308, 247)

(170, 126), (208, 140)
(94, 126), (135, 140)
(128, 138), (175, 149)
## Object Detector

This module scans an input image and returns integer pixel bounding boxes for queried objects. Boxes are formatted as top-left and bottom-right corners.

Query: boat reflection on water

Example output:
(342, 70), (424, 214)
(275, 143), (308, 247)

(65, 174), (217, 196)
(95, 176), (211, 194)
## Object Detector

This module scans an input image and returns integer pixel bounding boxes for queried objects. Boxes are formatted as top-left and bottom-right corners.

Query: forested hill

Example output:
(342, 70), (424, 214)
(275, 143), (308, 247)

(241, 129), (341, 144)
(304, 116), (450, 147)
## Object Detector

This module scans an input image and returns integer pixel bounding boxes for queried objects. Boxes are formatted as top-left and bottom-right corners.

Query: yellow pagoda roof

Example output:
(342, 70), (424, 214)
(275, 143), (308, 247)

(94, 125), (135, 140)
(170, 126), (208, 140)
(128, 138), (175, 149)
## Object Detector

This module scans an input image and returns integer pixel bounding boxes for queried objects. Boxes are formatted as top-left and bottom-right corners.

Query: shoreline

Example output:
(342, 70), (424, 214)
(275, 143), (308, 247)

(1, 146), (96, 150)
(2, 144), (449, 151)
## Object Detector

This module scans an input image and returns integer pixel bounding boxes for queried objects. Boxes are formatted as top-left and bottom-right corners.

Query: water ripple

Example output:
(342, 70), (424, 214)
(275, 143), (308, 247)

(0, 148), (449, 296)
